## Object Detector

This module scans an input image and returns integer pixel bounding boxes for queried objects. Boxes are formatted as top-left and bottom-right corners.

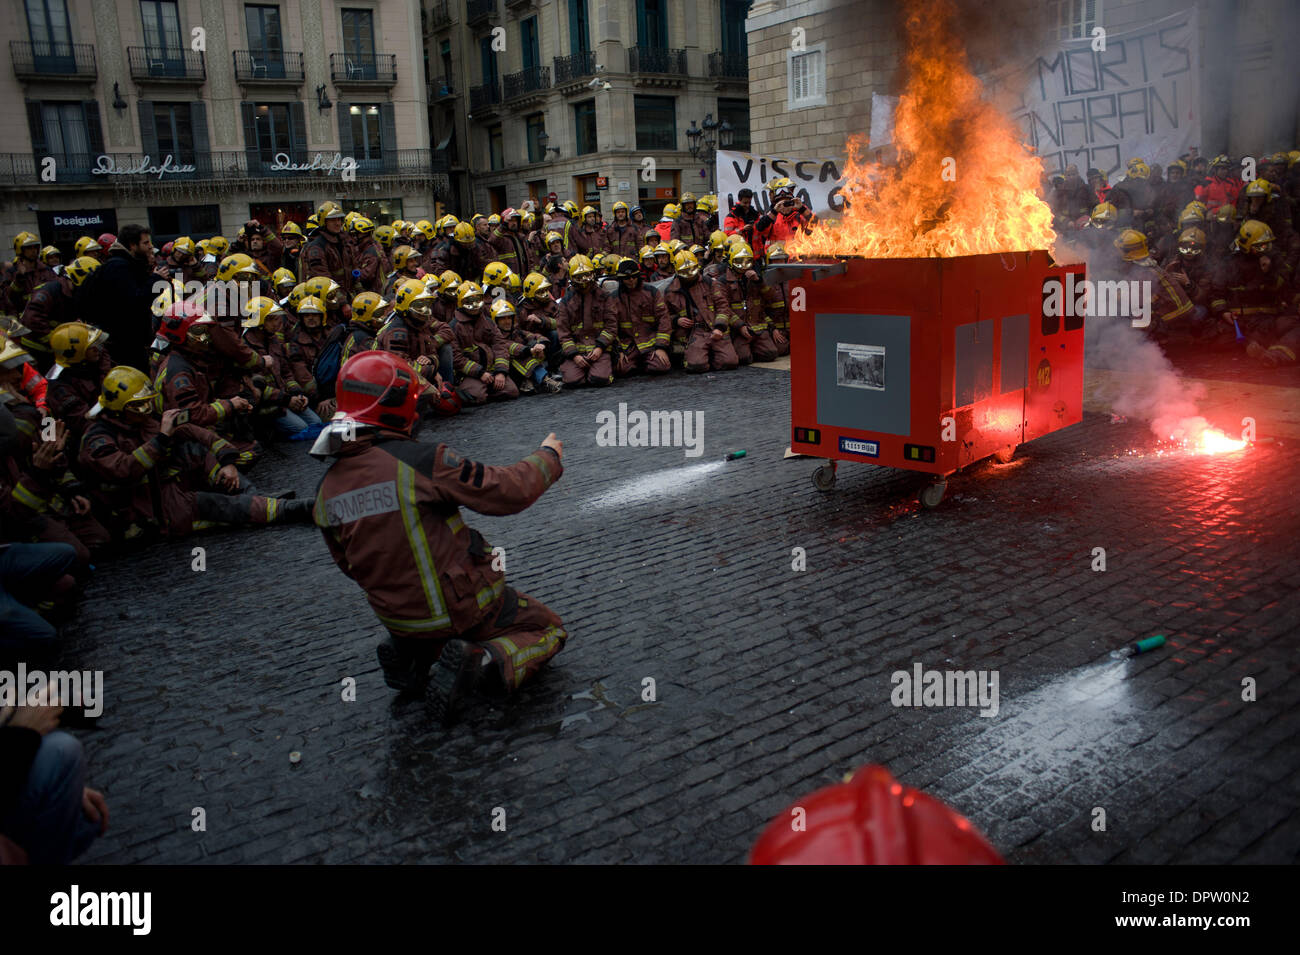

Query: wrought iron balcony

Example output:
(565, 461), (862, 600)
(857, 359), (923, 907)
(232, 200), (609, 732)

(466, 0), (495, 26)
(329, 52), (397, 85)
(630, 46), (687, 75)
(10, 40), (97, 79)
(469, 81), (501, 113)
(553, 50), (596, 85)
(127, 46), (206, 82)
(0, 151), (241, 185)
(708, 50), (747, 80)
(504, 65), (550, 100)
(0, 150), (445, 187)
(233, 50), (305, 83)
(429, 76), (455, 100)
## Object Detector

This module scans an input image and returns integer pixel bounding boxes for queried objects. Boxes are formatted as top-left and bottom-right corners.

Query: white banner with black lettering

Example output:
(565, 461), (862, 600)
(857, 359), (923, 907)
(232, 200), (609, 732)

(716, 150), (848, 219)
(1011, 8), (1200, 179)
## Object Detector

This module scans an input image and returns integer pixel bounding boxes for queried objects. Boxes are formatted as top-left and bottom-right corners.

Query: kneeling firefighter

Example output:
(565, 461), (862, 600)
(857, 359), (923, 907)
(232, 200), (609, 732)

(310, 350), (569, 725)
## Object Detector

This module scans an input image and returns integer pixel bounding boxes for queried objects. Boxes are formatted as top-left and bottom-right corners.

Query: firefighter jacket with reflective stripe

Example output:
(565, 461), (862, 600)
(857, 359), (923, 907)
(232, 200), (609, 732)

(19, 278), (77, 352)
(558, 287), (618, 356)
(761, 279), (790, 332)
(1211, 255), (1292, 319)
(1120, 260), (1193, 324)
(608, 222), (641, 259)
(286, 322), (327, 396)
(574, 224), (611, 256)
(661, 277), (729, 333)
(609, 284), (671, 352)
(154, 350), (232, 430)
(314, 438), (562, 638)
(714, 269), (767, 332)
(671, 211), (711, 247)
(450, 310), (507, 378)
(376, 314), (453, 370)
(79, 415), (238, 536)
(489, 227), (533, 274)
(519, 296), (559, 334)
(302, 230), (357, 293)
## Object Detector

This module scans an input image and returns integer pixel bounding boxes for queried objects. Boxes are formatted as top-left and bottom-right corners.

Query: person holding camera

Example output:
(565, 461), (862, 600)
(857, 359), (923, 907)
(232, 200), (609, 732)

(754, 178), (815, 259)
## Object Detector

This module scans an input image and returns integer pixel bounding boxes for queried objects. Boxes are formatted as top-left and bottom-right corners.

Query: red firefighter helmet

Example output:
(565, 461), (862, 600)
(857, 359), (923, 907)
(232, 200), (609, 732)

(156, 300), (214, 345)
(427, 381), (462, 417)
(749, 764), (1005, 865)
(97, 232), (116, 249)
(334, 350), (423, 434)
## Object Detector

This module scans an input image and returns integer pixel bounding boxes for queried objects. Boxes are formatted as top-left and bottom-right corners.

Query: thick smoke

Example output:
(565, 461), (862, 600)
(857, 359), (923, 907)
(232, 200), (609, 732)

(1055, 237), (1211, 442)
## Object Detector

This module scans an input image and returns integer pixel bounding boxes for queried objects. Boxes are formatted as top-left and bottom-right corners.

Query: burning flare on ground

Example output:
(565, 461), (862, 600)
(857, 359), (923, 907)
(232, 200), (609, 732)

(788, 0), (1054, 259)
(1165, 423), (1250, 455)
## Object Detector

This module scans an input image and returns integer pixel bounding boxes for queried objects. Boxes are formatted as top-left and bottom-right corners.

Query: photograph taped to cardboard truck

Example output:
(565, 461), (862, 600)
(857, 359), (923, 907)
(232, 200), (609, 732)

(836, 343), (886, 391)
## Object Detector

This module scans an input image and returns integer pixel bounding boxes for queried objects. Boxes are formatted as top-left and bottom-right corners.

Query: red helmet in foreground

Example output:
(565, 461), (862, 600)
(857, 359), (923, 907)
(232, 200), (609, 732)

(335, 350), (423, 434)
(749, 764), (1004, 865)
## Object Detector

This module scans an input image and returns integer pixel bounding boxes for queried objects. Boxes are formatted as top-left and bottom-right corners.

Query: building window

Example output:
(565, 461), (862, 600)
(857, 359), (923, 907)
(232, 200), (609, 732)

(568, 0), (590, 54)
(27, 99), (103, 180)
(720, 0), (751, 56)
(636, 167), (679, 220)
(148, 204), (221, 243)
(636, 0), (668, 48)
(343, 198), (403, 224)
(341, 7), (376, 77)
(244, 4), (286, 76)
(1052, 0), (1101, 40)
(341, 8), (375, 56)
(440, 39), (452, 81)
(349, 104), (383, 161)
(521, 16), (539, 71)
(250, 102), (299, 161)
(634, 96), (675, 151)
(139, 1), (182, 54)
(573, 99), (597, 155)
(787, 44), (826, 110)
(152, 103), (196, 162)
(489, 124), (504, 170)
(717, 98), (749, 151)
(38, 101), (94, 161)
(526, 113), (545, 164)
(442, 108), (457, 163)
(25, 0), (72, 53)
(479, 34), (498, 85)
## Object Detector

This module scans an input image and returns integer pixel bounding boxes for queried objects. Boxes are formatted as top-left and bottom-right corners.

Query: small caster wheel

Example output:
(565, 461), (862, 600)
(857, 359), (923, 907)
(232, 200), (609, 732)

(812, 464), (837, 491)
(994, 445), (1017, 464)
(919, 480), (947, 509)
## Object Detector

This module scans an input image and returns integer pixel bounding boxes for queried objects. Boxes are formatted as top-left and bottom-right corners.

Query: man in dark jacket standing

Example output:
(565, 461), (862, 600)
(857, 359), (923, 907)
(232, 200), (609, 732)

(77, 224), (156, 372)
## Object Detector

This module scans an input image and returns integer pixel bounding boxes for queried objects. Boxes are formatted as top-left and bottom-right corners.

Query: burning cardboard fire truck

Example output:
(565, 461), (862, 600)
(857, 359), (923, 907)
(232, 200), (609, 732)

(773, 252), (1086, 507)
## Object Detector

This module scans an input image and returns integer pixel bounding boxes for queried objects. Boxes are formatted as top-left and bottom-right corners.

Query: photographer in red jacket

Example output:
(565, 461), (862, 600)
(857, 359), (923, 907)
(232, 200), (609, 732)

(753, 178), (814, 258)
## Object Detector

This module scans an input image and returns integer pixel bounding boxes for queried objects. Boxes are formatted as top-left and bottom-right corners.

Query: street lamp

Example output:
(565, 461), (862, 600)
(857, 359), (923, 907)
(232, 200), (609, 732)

(536, 128), (560, 161)
(685, 113), (733, 192)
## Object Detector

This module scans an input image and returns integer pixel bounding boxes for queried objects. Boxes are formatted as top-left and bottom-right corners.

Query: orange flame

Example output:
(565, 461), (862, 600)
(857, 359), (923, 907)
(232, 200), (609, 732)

(1190, 429), (1248, 455)
(788, 0), (1055, 259)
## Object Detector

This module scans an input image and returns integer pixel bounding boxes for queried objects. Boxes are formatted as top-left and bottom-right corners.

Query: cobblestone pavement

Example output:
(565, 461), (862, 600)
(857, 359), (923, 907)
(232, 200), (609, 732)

(66, 361), (1300, 865)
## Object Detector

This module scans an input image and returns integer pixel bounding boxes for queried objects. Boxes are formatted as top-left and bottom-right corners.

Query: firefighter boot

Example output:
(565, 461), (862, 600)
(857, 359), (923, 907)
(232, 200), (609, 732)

(377, 638), (433, 694)
(426, 639), (488, 726)
(276, 499), (316, 523)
